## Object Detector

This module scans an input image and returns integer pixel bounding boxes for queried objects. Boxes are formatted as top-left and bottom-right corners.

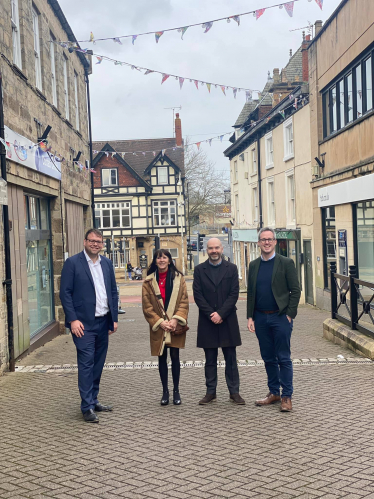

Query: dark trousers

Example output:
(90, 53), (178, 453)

(254, 310), (293, 398)
(72, 314), (109, 413)
(158, 347), (180, 391)
(204, 347), (240, 395)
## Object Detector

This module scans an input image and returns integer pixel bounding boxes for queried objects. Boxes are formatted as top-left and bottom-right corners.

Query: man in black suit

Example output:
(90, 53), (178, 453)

(193, 238), (245, 405)
(60, 228), (118, 423)
(247, 227), (301, 412)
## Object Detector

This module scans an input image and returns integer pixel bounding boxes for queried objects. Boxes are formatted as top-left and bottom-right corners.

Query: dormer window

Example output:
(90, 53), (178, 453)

(158, 166), (168, 184)
(102, 168), (117, 186)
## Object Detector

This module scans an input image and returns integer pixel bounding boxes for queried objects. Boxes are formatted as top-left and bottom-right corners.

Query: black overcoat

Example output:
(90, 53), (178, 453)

(193, 259), (241, 349)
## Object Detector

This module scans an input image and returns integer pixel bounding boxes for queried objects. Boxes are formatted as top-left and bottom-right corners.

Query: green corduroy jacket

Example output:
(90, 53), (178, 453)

(247, 253), (301, 319)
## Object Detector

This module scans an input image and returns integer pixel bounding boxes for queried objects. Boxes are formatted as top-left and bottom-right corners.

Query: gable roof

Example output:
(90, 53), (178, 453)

(282, 46), (303, 83)
(234, 75), (274, 128)
(92, 138), (185, 180)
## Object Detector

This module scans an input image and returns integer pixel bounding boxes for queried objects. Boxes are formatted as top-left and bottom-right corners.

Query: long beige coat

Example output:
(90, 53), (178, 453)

(142, 272), (189, 356)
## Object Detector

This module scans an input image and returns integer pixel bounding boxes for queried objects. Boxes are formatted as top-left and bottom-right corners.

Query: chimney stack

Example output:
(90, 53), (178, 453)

(315, 20), (323, 36)
(273, 68), (280, 83)
(175, 113), (182, 147)
(301, 31), (311, 83)
(289, 49), (293, 58)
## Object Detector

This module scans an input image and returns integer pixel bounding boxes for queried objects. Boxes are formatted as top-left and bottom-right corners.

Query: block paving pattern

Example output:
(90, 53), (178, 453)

(2, 303), (374, 498)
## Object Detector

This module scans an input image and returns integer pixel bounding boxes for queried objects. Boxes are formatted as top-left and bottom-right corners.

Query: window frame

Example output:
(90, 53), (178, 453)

(94, 202), (131, 229)
(251, 147), (257, 175)
(101, 168), (118, 187)
(152, 199), (177, 227)
(157, 166), (168, 185)
(265, 132), (274, 169)
(267, 177), (275, 226)
(63, 54), (70, 121)
(252, 186), (258, 223)
(285, 169), (296, 225)
(50, 33), (57, 106)
(74, 71), (79, 131)
(32, 6), (42, 91)
(233, 160), (238, 183)
(283, 117), (294, 161)
(11, 0), (22, 69)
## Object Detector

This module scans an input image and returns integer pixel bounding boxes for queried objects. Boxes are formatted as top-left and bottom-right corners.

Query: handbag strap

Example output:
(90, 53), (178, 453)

(149, 282), (171, 322)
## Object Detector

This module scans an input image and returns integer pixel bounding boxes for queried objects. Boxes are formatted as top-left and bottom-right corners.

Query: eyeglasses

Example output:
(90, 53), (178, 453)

(86, 239), (103, 245)
(259, 238), (275, 243)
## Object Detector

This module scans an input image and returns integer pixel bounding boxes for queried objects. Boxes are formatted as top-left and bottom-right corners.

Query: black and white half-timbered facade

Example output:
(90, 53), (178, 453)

(92, 124), (187, 273)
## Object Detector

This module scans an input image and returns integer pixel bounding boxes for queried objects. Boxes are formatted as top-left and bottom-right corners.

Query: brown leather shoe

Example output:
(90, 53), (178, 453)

(255, 392), (281, 406)
(199, 394), (217, 405)
(280, 397), (292, 412)
(230, 393), (246, 405)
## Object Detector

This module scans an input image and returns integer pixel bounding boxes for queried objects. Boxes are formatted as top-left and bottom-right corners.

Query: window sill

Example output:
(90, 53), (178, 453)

(250, 171), (257, 177)
(12, 63), (27, 82)
(283, 153), (294, 162)
(64, 119), (73, 129)
(265, 163), (274, 170)
(35, 88), (47, 101)
(51, 105), (61, 116)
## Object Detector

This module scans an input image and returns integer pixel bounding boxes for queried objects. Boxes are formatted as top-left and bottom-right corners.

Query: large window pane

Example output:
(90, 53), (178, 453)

(39, 198), (49, 230)
(102, 209), (111, 227)
(356, 65), (362, 118)
(346, 73), (353, 123)
(365, 57), (372, 111)
(339, 80), (345, 128)
(323, 207), (336, 289)
(29, 197), (39, 229)
(112, 209), (120, 227)
(331, 86), (337, 132)
(357, 201), (374, 282)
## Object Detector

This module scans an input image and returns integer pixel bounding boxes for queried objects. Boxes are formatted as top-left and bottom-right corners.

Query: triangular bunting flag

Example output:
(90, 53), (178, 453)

(111, 152), (115, 157)
(246, 90), (252, 102)
(315, 0), (323, 9)
(179, 26), (189, 39)
(233, 88), (237, 99)
(179, 77), (184, 89)
(220, 135), (224, 142)
(203, 22), (213, 33)
(161, 149), (166, 156)
(208, 139), (212, 146)
(152, 151), (156, 157)
(161, 74), (170, 84)
(196, 142), (201, 150)
(144, 69), (154, 75)
(105, 152), (109, 157)
(194, 80), (199, 90)
(142, 152), (146, 156)
(279, 110), (285, 119)
(221, 86), (226, 96)
(231, 15), (240, 26)
(113, 37), (122, 44)
(132, 35), (138, 45)
(293, 98), (298, 110)
(255, 9), (266, 20)
(284, 2), (294, 17)
(155, 31), (164, 43)
(96, 56), (103, 64)
(206, 83), (211, 93)
(89, 32), (94, 42)
(90, 169), (96, 173)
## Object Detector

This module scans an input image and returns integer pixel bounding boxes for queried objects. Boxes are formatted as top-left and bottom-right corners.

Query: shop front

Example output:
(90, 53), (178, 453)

(232, 229), (259, 286)
(275, 229), (301, 283)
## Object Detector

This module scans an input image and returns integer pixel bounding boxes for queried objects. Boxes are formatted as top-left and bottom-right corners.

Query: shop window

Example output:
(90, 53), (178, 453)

(356, 201), (374, 282)
(322, 206), (336, 289)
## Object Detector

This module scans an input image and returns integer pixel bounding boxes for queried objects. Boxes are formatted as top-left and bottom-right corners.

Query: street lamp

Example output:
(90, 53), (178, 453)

(177, 174), (186, 275)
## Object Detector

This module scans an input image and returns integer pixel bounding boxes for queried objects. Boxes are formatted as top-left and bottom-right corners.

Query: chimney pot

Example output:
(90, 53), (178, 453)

(289, 49), (293, 58)
(306, 34), (311, 41)
(175, 113), (182, 147)
(302, 31), (305, 41)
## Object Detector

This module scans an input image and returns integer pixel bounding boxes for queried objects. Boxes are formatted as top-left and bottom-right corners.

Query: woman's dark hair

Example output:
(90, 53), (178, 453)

(147, 249), (183, 278)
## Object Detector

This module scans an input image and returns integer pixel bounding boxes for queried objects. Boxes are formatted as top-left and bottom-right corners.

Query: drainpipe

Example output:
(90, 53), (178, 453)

(0, 73), (15, 372)
(85, 68), (95, 227)
(256, 138), (263, 228)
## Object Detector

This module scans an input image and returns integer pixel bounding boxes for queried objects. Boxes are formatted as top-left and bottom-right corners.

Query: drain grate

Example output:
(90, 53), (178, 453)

(14, 356), (374, 373)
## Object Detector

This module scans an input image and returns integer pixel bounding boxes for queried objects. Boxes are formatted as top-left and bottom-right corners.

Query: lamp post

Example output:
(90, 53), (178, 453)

(177, 174), (186, 275)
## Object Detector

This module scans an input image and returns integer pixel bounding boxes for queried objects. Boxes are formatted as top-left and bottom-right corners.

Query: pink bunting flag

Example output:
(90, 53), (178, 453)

(293, 98), (298, 110)
(315, 0), (323, 9)
(179, 77), (184, 89)
(206, 83), (211, 93)
(231, 16), (240, 26)
(203, 22), (213, 33)
(144, 69), (154, 75)
(142, 152), (146, 156)
(90, 169), (96, 173)
(155, 31), (164, 43)
(132, 35), (138, 45)
(284, 2), (294, 17)
(233, 88), (237, 99)
(161, 74), (170, 84)
(196, 142), (201, 150)
(96, 56), (103, 64)
(221, 86), (226, 96)
(255, 9), (266, 20)
(194, 80), (199, 90)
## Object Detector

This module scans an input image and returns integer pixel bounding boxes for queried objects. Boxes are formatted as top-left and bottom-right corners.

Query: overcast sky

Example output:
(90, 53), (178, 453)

(60, 0), (342, 178)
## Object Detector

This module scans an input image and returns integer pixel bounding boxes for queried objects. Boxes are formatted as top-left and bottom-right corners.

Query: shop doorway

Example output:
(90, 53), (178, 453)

(303, 240), (314, 305)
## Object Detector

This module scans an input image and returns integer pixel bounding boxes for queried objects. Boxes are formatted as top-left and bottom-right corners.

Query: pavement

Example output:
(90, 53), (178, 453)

(2, 284), (374, 498)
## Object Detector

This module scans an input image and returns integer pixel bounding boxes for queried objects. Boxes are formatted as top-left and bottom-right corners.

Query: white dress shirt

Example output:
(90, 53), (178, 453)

(84, 249), (109, 317)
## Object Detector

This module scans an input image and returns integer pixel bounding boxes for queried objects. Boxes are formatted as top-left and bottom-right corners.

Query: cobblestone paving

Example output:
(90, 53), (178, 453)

(3, 292), (374, 498)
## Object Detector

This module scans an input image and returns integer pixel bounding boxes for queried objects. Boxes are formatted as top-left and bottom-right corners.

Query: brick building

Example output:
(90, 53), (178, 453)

(0, 0), (92, 372)
(92, 114), (187, 275)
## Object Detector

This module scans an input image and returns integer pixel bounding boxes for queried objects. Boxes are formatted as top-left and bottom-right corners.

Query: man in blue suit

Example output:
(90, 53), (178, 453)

(60, 228), (118, 423)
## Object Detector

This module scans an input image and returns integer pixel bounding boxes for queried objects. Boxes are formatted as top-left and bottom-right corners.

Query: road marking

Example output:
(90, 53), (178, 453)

(13, 356), (373, 373)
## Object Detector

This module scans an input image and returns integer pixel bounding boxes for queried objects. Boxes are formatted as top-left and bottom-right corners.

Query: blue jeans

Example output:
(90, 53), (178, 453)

(254, 311), (293, 398)
(72, 314), (109, 413)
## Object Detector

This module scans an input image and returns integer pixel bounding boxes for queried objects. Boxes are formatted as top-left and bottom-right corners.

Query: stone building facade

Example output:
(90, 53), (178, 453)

(0, 0), (92, 372)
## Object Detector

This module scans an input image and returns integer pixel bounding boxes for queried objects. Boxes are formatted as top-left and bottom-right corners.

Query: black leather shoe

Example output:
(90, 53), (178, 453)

(173, 389), (181, 405)
(161, 390), (169, 406)
(95, 403), (113, 412)
(83, 409), (99, 423)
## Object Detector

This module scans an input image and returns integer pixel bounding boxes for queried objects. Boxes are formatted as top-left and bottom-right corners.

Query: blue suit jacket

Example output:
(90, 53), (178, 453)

(59, 251), (118, 331)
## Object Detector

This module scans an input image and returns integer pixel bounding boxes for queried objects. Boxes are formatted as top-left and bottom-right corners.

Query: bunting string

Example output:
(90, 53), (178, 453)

(58, 0), (323, 45)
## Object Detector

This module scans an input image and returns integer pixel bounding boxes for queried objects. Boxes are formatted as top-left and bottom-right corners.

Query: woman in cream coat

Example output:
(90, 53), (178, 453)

(142, 249), (189, 406)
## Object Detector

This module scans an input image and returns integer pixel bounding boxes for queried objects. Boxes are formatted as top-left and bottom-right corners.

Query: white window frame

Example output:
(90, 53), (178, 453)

(50, 33), (57, 106)
(235, 242), (242, 279)
(235, 194), (239, 225)
(95, 202), (131, 229)
(251, 147), (257, 175)
(153, 200), (177, 227)
(267, 177), (275, 226)
(233, 160), (238, 183)
(265, 132), (274, 169)
(63, 54), (69, 120)
(283, 117), (294, 162)
(74, 71), (79, 130)
(32, 7), (42, 91)
(102, 168), (118, 186)
(157, 166), (168, 185)
(11, 0), (22, 68)
(285, 169), (296, 226)
(168, 248), (179, 258)
(252, 186), (258, 223)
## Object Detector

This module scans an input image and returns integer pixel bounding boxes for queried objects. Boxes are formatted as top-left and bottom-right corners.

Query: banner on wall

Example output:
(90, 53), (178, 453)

(3, 126), (62, 181)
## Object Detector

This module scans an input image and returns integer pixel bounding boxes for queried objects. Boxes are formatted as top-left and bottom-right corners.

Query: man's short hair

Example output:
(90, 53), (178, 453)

(85, 228), (103, 241)
(258, 227), (276, 241)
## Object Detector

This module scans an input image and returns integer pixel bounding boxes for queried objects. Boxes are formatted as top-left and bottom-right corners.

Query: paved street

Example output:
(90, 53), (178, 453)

(2, 288), (374, 498)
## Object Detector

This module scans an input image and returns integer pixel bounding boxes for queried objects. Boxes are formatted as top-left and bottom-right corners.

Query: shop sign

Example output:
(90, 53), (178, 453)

(318, 173), (374, 207)
(3, 126), (62, 181)
(232, 229), (258, 242)
(275, 230), (299, 240)
(139, 254), (148, 268)
(0, 177), (7, 205)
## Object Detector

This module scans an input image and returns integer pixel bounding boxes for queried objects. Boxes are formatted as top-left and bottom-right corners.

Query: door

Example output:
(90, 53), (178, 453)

(303, 240), (314, 305)
(65, 201), (85, 257)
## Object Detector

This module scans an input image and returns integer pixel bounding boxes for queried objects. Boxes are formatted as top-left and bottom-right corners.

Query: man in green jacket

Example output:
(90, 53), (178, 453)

(247, 227), (301, 412)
